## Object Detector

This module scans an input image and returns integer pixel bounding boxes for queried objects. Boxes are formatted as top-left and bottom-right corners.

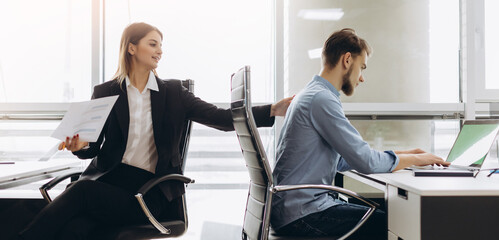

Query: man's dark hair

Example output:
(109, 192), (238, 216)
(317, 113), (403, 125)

(322, 28), (371, 68)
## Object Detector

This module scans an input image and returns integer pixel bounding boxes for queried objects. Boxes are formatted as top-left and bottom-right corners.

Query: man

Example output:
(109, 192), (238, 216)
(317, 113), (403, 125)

(270, 29), (448, 239)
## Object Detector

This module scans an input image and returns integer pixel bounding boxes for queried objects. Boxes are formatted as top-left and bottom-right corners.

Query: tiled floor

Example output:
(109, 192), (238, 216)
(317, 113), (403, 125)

(175, 188), (248, 240)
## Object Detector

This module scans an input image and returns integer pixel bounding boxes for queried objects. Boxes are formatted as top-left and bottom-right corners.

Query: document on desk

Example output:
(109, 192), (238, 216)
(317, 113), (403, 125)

(51, 95), (119, 142)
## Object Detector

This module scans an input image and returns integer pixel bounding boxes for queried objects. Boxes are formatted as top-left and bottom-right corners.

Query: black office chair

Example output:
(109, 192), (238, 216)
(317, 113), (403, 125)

(39, 79), (195, 240)
(230, 66), (379, 240)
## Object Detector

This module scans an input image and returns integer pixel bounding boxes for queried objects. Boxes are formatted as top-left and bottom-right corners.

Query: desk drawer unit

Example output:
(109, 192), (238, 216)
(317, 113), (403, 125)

(388, 184), (499, 240)
(387, 185), (421, 240)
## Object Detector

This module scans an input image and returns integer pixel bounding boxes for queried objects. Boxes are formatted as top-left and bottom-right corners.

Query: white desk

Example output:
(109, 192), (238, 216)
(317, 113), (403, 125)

(0, 159), (82, 190)
(340, 168), (499, 240)
(0, 159), (82, 238)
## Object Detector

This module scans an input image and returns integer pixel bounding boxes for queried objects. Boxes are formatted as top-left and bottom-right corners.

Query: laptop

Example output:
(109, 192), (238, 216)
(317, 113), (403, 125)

(410, 120), (499, 177)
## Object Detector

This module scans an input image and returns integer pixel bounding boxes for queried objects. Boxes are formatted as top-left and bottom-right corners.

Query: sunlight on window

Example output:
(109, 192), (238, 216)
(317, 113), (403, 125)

(429, 0), (460, 102)
(485, 0), (499, 89)
(105, 0), (273, 103)
(0, 0), (91, 102)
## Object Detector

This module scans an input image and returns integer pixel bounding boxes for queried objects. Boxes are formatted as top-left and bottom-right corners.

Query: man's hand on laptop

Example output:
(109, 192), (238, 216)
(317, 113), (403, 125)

(412, 153), (449, 167)
(393, 149), (449, 171)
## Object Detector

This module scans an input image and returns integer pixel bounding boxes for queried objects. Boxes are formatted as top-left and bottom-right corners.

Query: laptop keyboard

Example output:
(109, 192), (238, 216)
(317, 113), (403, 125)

(409, 165), (472, 171)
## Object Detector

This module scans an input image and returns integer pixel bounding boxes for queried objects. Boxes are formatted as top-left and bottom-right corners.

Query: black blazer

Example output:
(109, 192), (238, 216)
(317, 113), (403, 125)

(73, 77), (274, 200)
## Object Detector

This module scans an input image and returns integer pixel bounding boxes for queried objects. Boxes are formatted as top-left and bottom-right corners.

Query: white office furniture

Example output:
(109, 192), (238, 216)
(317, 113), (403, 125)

(339, 169), (499, 240)
(0, 159), (82, 190)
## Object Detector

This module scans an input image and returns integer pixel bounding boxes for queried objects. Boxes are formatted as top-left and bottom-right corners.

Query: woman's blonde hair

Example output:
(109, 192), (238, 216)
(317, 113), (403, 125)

(112, 22), (163, 85)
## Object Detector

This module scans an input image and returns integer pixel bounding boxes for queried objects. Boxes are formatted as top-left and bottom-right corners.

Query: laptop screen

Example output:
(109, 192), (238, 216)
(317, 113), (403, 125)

(446, 121), (499, 167)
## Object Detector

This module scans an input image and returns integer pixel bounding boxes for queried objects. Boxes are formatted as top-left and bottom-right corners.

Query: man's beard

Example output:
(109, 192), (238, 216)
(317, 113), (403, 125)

(341, 67), (354, 96)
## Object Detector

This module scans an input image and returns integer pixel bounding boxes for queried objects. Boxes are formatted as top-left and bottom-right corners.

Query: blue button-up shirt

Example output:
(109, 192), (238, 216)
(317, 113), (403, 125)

(270, 75), (399, 229)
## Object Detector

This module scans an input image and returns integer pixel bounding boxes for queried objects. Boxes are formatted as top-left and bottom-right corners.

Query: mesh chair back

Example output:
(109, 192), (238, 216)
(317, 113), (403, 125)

(231, 66), (273, 240)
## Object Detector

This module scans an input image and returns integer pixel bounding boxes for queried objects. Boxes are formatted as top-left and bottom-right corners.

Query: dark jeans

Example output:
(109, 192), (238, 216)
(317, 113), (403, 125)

(275, 203), (387, 240)
(19, 164), (167, 240)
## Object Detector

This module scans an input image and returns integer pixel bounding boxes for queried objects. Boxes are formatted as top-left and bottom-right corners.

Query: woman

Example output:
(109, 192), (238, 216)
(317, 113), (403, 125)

(19, 22), (291, 239)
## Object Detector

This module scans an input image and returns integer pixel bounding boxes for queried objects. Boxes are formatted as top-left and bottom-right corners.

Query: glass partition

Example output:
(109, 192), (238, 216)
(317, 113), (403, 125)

(282, 0), (460, 103)
(350, 119), (460, 158)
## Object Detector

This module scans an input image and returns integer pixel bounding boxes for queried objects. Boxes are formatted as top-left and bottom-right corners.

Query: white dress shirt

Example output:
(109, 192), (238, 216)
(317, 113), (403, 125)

(121, 72), (159, 173)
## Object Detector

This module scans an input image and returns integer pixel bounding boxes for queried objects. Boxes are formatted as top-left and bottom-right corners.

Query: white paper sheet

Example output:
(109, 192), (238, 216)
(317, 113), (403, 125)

(51, 95), (119, 142)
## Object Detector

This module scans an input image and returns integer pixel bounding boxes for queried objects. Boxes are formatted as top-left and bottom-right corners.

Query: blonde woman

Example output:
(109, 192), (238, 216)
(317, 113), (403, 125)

(19, 22), (291, 240)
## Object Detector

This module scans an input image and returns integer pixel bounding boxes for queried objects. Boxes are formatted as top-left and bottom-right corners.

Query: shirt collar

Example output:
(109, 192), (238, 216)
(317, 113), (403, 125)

(125, 71), (159, 92)
(313, 75), (340, 97)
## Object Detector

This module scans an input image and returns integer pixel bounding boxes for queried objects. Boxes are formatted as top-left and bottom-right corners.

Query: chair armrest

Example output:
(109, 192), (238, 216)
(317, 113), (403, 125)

(137, 173), (194, 195)
(135, 174), (194, 235)
(39, 171), (83, 203)
(273, 184), (379, 208)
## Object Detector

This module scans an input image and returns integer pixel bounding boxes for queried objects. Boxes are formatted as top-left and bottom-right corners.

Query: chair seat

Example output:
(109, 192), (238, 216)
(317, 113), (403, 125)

(111, 220), (186, 240)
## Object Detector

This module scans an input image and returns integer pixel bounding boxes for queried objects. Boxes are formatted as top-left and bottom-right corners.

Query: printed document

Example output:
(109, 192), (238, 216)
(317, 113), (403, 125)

(51, 95), (119, 142)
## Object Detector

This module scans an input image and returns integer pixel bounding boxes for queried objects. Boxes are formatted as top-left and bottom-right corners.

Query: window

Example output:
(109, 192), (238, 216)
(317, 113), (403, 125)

(485, 0), (499, 90)
(104, 0), (273, 103)
(280, 0), (460, 104)
(0, 0), (92, 103)
(0, 0), (91, 161)
(470, 0), (499, 103)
